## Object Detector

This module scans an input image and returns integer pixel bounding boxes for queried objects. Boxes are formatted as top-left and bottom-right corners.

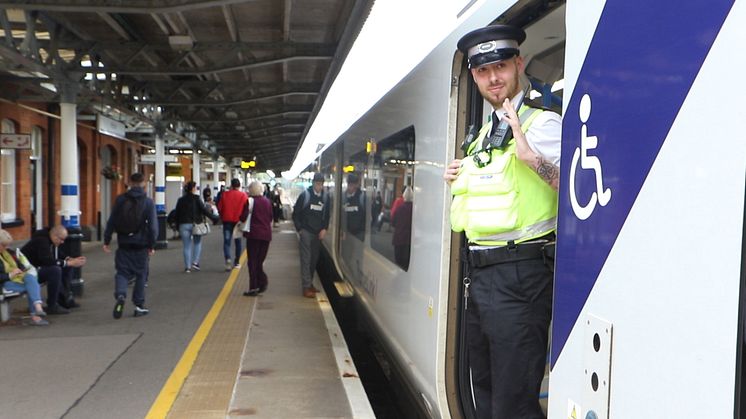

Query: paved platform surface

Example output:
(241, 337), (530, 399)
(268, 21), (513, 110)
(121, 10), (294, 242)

(225, 225), (369, 418)
(0, 221), (372, 418)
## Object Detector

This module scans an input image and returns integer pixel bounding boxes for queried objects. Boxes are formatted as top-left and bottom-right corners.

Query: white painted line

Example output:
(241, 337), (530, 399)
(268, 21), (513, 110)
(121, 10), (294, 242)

(227, 294), (258, 412)
(314, 278), (376, 419)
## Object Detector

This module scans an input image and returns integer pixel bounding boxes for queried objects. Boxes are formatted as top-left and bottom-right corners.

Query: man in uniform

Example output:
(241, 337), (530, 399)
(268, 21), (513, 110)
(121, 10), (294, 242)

(292, 172), (329, 298)
(443, 24), (561, 418)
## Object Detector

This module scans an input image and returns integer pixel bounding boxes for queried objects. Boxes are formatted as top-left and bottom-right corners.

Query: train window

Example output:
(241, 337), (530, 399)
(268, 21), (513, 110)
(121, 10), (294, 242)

(366, 126), (415, 270)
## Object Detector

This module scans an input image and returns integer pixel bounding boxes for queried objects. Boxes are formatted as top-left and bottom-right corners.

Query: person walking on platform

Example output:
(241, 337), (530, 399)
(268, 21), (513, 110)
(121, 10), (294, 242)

(0, 229), (48, 326)
(444, 25), (561, 419)
(240, 181), (273, 296)
(271, 185), (283, 227)
(215, 185), (225, 206)
(203, 185), (212, 203)
(217, 178), (247, 271)
(21, 225), (86, 314)
(103, 172), (158, 319)
(292, 172), (329, 298)
(174, 181), (219, 273)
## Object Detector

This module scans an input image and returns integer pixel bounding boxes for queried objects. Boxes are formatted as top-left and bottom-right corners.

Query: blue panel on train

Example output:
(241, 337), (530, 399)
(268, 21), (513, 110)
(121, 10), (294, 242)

(551, 0), (734, 367)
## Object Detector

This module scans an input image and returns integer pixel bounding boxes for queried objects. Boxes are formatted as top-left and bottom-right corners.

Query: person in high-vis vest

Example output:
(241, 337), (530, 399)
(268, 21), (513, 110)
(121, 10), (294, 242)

(443, 24), (561, 419)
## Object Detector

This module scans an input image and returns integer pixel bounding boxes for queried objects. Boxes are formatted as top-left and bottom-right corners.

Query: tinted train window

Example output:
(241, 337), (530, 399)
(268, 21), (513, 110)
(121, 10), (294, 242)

(355, 126), (415, 271)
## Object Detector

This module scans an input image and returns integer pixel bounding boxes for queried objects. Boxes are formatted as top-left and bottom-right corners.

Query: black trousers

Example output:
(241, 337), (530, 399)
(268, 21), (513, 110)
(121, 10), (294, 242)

(466, 254), (553, 419)
(37, 265), (65, 309)
(245, 238), (270, 292)
(114, 248), (149, 305)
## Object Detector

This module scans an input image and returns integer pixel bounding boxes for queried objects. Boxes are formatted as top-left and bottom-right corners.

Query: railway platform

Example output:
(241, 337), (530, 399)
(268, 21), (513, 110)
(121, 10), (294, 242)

(0, 221), (373, 419)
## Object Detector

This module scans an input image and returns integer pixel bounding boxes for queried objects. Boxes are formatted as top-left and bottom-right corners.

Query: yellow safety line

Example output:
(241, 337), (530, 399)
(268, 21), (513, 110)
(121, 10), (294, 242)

(145, 251), (247, 419)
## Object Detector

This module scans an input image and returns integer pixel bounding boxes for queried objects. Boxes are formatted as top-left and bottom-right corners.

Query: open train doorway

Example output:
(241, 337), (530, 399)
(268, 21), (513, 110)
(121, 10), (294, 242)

(445, 2), (566, 417)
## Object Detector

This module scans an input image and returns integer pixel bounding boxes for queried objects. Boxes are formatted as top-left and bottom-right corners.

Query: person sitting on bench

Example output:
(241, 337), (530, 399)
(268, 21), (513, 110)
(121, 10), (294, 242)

(0, 229), (48, 326)
(22, 225), (86, 314)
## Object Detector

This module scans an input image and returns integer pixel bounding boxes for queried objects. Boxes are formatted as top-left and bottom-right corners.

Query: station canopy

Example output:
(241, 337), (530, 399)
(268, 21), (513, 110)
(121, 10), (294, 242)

(0, 0), (372, 172)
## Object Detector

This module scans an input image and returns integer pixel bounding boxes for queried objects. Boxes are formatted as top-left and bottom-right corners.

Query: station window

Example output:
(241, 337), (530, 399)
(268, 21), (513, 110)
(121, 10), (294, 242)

(0, 119), (16, 222)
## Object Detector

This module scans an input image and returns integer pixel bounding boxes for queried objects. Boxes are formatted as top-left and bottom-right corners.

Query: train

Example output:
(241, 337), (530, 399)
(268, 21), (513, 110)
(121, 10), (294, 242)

(291, 0), (746, 417)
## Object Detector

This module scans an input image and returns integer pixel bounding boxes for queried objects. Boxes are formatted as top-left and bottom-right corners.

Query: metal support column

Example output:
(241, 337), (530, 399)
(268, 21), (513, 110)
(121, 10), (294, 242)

(58, 83), (84, 296)
(154, 125), (168, 249)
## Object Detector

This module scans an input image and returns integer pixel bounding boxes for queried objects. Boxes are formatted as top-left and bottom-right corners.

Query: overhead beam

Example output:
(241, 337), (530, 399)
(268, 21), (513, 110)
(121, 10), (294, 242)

(206, 133), (302, 143)
(32, 40), (337, 53)
(171, 109), (312, 123)
(96, 54), (333, 76)
(117, 81), (322, 91)
(0, 0), (259, 14)
(97, 12), (132, 40)
(127, 91), (318, 106)
(187, 124), (306, 135)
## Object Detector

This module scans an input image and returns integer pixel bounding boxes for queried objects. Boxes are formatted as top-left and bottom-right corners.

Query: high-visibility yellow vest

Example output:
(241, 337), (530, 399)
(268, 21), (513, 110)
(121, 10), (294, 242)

(450, 105), (558, 245)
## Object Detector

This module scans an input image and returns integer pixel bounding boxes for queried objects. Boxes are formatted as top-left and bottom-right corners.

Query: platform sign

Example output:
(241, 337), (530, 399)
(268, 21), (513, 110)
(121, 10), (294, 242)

(0, 133), (31, 149)
(166, 164), (183, 177)
(140, 154), (178, 164)
(97, 113), (126, 139)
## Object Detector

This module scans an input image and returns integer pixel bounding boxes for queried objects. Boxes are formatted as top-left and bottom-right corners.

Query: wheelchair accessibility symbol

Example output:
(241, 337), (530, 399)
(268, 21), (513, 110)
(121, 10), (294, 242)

(569, 94), (611, 220)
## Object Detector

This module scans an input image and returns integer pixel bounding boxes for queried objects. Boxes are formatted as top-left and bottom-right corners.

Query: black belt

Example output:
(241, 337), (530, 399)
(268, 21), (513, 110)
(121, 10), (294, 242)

(467, 242), (547, 268)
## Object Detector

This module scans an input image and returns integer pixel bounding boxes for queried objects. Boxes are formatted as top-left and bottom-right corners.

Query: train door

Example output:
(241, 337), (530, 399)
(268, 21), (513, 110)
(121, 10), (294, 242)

(548, 1), (744, 418)
(445, 4), (566, 417)
(445, 34), (485, 419)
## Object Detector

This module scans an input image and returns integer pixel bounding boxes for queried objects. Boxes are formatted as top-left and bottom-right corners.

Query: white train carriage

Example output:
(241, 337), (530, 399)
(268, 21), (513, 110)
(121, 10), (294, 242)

(299, 0), (746, 417)
(550, 0), (746, 418)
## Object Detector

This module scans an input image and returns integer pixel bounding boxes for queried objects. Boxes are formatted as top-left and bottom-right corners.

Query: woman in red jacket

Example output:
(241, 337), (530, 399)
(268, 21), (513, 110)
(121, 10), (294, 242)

(240, 180), (273, 296)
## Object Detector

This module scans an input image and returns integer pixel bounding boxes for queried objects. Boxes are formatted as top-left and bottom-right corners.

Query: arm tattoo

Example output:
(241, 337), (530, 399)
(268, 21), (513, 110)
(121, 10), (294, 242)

(533, 156), (559, 190)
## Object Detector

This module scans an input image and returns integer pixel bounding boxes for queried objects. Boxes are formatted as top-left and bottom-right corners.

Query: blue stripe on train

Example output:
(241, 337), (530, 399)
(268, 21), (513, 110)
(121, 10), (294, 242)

(551, 0), (734, 368)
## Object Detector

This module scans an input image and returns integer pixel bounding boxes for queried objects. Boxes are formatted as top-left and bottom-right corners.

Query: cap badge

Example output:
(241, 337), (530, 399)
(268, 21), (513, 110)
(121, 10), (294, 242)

(479, 41), (496, 52)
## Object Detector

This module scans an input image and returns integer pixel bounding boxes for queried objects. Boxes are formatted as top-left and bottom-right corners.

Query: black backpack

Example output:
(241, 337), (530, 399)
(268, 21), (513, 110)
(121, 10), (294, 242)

(113, 195), (145, 236)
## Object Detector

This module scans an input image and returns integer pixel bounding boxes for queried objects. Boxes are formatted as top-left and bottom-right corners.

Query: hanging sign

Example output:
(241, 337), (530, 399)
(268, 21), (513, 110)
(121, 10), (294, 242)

(97, 113), (126, 139)
(0, 133), (31, 149)
(140, 154), (178, 164)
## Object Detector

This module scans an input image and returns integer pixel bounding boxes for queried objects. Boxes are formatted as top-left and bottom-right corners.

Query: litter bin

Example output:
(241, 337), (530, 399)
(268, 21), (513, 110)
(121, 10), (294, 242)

(155, 211), (168, 249)
(62, 226), (85, 297)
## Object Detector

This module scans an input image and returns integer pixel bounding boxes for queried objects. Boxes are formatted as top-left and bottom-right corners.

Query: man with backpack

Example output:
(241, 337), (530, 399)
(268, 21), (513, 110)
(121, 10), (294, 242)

(103, 172), (158, 319)
(292, 172), (329, 298)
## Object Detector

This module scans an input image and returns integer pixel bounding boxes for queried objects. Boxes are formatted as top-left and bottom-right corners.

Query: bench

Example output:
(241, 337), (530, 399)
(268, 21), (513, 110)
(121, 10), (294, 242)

(0, 289), (24, 322)
(1, 277), (50, 322)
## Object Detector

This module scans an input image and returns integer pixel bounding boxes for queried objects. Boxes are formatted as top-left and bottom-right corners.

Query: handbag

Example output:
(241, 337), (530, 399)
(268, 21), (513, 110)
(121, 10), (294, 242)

(242, 197), (255, 233)
(191, 198), (211, 236)
(232, 197), (254, 238)
(232, 221), (244, 239)
(193, 221), (210, 236)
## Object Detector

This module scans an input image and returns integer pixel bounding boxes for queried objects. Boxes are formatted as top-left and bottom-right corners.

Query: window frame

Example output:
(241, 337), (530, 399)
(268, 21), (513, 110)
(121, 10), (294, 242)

(0, 119), (17, 222)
